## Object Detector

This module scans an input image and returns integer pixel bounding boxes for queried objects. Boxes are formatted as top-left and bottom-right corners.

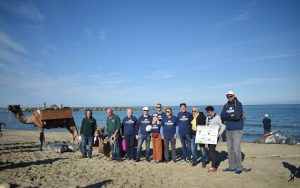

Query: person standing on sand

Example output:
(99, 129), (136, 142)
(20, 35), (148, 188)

(153, 103), (166, 122)
(177, 103), (192, 162)
(153, 103), (166, 161)
(151, 114), (162, 162)
(136, 107), (152, 162)
(263, 114), (272, 134)
(106, 108), (122, 161)
(221, 91), (244, 174)
(205, 105), (226, 172)
(160, 107), (178, 163)
(190, 107), (206, 167)
(122, 108), (137, 161)
(80, 110), (97, 158)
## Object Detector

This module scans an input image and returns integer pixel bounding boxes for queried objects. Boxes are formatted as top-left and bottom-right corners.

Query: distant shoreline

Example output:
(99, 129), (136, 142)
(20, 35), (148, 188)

(1, 104), (300, 112)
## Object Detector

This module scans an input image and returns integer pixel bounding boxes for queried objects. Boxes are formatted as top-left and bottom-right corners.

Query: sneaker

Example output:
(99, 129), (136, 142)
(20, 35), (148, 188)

(82, 155), (87, 158)
(235, 170), (242, 174)
(208, 167), (217, 172)
(222, 168), (235, 172)
(146, 158), (151, 162)
(191, 162), (197, 166)
(135, 159), (140, 162)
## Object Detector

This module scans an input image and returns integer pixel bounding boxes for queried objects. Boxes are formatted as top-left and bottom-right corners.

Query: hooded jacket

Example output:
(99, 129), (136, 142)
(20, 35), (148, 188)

(221, 98), (243, 131)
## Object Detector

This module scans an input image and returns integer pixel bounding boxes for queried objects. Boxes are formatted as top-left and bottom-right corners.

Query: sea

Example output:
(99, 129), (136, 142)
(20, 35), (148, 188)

(1, 104), (300, 143)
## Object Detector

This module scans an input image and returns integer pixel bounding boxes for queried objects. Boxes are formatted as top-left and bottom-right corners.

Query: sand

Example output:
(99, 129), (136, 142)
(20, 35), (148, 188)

(0, 130), (300, 188)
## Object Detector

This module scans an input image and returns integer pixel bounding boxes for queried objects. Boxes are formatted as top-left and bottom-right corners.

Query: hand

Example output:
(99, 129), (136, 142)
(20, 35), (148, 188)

(136, 135), (139, 140)
(122, 136), (125, 139)
(161, 136), (164, 140)
(173, 135), (176, 140)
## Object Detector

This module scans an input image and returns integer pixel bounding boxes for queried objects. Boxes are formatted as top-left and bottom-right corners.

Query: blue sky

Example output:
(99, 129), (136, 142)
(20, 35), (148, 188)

(0, 0), (300, 107)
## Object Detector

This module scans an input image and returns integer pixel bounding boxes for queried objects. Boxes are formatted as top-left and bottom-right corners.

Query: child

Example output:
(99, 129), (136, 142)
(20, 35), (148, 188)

(151, 114), (162, 162)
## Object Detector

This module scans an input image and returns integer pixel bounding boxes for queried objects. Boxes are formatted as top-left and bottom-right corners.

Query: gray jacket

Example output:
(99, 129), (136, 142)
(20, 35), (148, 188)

(206, 113), (226, 136)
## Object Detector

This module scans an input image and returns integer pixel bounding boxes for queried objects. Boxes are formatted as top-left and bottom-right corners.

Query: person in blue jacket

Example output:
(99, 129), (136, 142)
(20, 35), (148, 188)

(122, 108), (137, 161)
(221, 91), (244, 174)
(135, 106), (152, 162)
(177, 103), (192, 162)
(160, 107), (178, 163)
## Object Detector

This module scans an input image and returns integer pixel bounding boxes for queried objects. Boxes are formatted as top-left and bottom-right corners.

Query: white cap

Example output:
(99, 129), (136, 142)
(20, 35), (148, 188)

(152, 114), (158, 117)
(142, 106), (150, 111)
(265, 114), (269, 117)
(226, 91), (235, 95)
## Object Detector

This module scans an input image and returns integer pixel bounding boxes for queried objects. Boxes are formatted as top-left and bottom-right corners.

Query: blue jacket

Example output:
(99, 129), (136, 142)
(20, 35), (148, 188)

(221, 99), (243, 131)
(137, 115), (152, 135)
(177, 111), (192, 136)
(122, 116), (137, 136)
(160, 115), (178, 140)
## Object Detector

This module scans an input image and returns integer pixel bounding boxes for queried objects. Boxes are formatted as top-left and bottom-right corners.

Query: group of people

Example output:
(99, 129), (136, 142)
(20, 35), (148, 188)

(80, 91), (245, 174)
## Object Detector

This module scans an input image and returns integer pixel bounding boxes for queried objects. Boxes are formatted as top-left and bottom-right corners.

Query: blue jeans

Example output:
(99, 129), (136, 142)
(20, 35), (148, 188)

(136, 134), (150, 160)
(108, 133), (121, 160)
(191, 135), (207, 164)
(81, 136), (93, 158)
(124, 134), (135, 160)
(226, 130), (243, 171)
(179, 134), (191, 161)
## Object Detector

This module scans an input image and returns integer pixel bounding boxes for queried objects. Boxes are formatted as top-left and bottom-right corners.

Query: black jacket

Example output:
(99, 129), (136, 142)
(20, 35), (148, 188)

(190, 112), (206, 136)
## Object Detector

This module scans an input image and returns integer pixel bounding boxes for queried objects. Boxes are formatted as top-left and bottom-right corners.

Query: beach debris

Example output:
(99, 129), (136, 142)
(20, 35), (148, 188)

(256, 130), (297, 145)
(42, 141), (80, 153)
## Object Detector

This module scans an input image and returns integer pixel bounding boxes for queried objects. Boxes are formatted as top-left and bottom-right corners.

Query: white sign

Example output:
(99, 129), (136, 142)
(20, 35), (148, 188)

(195, 125), (219, 144)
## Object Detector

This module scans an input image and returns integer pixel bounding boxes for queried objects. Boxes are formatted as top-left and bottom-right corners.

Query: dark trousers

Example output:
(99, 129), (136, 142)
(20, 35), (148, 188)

(164, 138), (176, 162)
(124, 134), (135, 160)
(179, 134), (192, 161)
(208, 144), (217, 168)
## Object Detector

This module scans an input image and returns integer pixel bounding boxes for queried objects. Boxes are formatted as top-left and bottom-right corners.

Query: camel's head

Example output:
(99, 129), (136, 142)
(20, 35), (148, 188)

(7, 105), (21, 113)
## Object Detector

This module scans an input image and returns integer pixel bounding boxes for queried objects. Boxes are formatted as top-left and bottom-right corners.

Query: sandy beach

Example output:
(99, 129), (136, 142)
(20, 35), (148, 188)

(0, 130), (299, 188)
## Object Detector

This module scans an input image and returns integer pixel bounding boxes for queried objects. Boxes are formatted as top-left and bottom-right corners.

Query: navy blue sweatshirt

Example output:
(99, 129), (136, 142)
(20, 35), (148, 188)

(151, 123), (161, 134)
(153, 111), (166, 122)
(122, 116), (137, 136)
(221, 99), (243, 131)
(160, 115), (178, 140)
(177, 111), (192, 136)
(137, 115), (152, 135)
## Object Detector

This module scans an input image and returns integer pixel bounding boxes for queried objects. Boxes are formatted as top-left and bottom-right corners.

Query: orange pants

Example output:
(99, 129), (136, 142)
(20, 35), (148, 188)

(152, 134), (162, 161)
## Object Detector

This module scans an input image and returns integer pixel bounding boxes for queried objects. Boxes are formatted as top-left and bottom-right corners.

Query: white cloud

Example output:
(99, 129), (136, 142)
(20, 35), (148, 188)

(144, 70), (174, 80)
(98, 31), (106, 41)
(0, 31), (27, 54)
(250, 52), (300, 61)
(0, 0), (45, 21)
(214, 4), (256, 29)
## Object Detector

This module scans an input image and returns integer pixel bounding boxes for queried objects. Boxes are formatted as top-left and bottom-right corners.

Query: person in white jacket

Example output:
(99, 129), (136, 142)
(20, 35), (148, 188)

(205, 105), (226, 172)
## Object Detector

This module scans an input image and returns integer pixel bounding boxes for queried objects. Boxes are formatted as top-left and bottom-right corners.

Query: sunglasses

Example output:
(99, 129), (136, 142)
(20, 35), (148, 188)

(166, 111), (171, 113)
(227, 95), (234, 99)
(192, 110), (197, 112)
(156, 106), (161, 108)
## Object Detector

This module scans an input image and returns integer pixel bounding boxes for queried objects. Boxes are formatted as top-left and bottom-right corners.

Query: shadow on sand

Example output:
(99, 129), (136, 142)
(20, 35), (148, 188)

(82, 180), (113, 188)
(0, 157), (67, 171)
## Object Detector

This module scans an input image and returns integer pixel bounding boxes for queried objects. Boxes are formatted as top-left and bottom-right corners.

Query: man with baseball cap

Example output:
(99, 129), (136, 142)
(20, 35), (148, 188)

(221, 91), (244, 174)
(136, 106), (152, 162)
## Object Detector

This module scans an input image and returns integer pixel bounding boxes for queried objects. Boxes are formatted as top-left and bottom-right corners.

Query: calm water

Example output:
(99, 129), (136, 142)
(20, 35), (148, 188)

(1, 105), (300, 143)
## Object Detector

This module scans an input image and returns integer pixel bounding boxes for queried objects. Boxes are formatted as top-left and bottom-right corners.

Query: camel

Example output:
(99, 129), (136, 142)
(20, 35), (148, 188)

(7, 105), (79, 150)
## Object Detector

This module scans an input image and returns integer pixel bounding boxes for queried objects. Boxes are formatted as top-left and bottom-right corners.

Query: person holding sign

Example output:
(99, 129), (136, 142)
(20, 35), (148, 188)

(190, 107), (206, 167)
(205, 105), (225, 172)
(160, 107), (178, 163)
(221, 91), (244, 174)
